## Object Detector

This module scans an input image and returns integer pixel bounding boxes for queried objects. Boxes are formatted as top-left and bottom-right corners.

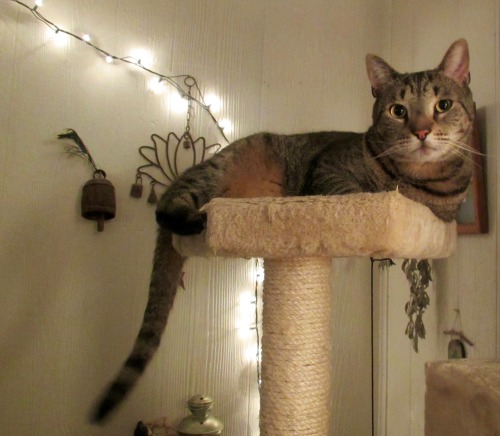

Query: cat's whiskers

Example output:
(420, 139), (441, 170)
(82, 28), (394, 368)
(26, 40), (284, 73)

(435, 137), (490, 169)
(449, 138), (492, 159)
(445, 143), (482, 168)
(371, 137), (482, 166)
(368, 139), (407, 160)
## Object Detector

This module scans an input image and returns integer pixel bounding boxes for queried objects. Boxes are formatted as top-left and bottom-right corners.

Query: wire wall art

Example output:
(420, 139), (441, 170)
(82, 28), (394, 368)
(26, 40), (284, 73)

(130, 77), (222, 204)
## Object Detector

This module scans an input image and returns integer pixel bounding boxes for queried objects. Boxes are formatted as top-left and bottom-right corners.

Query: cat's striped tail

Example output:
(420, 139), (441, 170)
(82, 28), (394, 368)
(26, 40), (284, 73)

(91, 228), (185, 424)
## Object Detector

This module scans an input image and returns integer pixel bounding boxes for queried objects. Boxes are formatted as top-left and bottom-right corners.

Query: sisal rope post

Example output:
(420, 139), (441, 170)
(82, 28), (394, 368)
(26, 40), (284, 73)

(173, 193), (457, 435)
(260, 257), (332, 435)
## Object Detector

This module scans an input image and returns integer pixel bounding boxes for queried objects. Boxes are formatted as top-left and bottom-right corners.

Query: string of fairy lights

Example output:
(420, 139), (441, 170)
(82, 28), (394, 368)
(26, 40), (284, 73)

(10, 0), (232, 143)
(236, 259), (264, 383)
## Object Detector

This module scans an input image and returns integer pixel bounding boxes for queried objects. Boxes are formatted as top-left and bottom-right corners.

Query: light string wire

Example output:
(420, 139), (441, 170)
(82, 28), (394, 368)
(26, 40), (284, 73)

(10, 0), (230, 143)
(253, 258), (263, 385)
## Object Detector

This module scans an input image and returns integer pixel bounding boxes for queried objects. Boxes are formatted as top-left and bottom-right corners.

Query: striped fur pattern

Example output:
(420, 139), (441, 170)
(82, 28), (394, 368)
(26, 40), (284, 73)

(92, 39), (474, 423)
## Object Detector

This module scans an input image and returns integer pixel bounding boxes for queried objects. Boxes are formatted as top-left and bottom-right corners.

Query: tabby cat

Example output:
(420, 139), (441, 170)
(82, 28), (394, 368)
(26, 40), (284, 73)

(92, 38), (474, 423)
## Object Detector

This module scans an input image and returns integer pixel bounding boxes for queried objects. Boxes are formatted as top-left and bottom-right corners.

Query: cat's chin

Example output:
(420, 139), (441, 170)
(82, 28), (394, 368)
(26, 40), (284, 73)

(415, 145), (440, 162)
(406, 141), (449, 164)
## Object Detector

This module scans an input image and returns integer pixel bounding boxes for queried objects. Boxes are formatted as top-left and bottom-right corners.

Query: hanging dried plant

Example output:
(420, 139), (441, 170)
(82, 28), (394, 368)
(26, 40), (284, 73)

(402, 259), (432, 352)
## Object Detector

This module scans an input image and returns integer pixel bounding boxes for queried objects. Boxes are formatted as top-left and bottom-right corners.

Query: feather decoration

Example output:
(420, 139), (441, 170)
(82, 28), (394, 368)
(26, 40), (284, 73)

(57, 128), (99, 174)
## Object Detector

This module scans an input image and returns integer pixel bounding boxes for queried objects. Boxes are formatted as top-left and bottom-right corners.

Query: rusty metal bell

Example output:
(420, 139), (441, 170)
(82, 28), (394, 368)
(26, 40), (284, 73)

(81, 170), (116, 232)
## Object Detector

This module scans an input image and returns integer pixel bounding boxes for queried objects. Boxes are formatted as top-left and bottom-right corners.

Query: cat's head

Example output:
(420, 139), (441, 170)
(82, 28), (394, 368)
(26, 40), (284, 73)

(365, 39), (474, 165)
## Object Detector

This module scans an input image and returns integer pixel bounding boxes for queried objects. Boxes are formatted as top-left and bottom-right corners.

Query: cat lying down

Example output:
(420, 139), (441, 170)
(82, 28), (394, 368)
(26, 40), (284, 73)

(92, 38), (474, 423)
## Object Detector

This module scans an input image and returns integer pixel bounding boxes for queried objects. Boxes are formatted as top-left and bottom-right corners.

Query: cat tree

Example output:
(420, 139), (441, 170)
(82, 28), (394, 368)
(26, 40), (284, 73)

(173, 191), (456, 435)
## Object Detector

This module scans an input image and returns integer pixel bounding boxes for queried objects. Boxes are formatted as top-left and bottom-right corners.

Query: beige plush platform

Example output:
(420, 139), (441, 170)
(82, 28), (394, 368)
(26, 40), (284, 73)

(425, 360), (500, 436)
(173, 191), (456, 259)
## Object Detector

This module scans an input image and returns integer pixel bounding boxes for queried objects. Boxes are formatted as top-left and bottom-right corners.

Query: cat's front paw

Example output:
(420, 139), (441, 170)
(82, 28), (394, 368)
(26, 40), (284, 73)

(156, 208), (207, 235)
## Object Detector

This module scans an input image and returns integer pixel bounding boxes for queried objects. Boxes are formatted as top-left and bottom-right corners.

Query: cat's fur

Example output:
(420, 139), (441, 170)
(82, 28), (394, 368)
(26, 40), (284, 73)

(92, 39), (474, 423)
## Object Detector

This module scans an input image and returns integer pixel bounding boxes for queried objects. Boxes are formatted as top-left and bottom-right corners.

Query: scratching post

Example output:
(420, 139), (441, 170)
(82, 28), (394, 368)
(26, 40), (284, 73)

(260, 257), (332, 434)
(173, 192), (456, 435)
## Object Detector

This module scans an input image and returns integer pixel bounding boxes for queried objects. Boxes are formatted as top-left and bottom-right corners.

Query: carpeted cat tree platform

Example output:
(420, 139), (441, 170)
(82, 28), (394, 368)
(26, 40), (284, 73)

(425, 360), (500, 435)
(173, 191), (456, 435)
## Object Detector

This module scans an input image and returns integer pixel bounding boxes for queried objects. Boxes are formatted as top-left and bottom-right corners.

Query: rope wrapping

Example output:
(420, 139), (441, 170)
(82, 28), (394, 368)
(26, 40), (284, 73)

(260, 257), (333, 435)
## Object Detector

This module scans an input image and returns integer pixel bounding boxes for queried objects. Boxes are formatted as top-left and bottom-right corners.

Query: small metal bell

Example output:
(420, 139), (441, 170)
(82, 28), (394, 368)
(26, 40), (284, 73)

(130, 174), (144, 198)
(448, 338), (466, 359)
(177, 395), (223, 435)
(147, 181), (158, 204)
(81, 170), (116, 232)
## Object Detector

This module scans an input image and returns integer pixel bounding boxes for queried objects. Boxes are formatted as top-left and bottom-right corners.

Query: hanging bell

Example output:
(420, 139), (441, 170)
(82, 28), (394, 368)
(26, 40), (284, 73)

(147, 181), (158, 204)
(183, 133), (192, 150)
(177, 395), (224, 436)
(130, 174), (144, 198)
(81, 170), (116, 232)
(448, 338), (466, 359)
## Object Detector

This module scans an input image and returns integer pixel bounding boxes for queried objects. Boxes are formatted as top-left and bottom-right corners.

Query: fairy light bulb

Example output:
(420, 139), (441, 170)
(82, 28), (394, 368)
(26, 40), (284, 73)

(34, 0), (43, 7)
(170, 91), (189, 113)
(205, 94), (222, 113)
(148, 77), (166, 94)
(219, 118), (233, 134)
(236, 291), (257, 340)
(244, 344), (259, 363)
(82, 33), (91, 42)
(255, 263), (265, 284)
(129, 48), (153, 69)
(239, 291), (255, 307)
(105, 55), (113, 64)
(237, 326), (253, 340)
(236, 292), (254, 326)
(54, 30), (69, 47)
(46, 28), (69, 47)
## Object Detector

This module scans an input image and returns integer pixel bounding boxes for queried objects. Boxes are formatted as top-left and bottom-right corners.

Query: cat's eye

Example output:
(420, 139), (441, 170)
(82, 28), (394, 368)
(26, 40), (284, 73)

(389, 104), (407, 119)
(435, 99), (453, 113)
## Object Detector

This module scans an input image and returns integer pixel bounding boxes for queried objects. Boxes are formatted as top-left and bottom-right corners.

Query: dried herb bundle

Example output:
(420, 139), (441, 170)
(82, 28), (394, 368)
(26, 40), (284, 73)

(402, 259), (432, 352)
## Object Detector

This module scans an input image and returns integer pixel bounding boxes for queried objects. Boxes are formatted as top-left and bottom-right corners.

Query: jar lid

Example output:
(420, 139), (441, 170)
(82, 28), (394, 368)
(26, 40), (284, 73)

(188, 395), (213, 410)
(177, 394), (223, 435)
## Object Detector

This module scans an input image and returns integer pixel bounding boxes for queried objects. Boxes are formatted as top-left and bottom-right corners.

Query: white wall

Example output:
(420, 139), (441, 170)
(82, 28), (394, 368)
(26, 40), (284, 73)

(1, 1), (498, 435)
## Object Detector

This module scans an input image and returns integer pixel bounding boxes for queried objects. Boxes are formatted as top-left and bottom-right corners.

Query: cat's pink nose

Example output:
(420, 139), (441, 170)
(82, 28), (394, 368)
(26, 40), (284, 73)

(414, 129), (430, 140)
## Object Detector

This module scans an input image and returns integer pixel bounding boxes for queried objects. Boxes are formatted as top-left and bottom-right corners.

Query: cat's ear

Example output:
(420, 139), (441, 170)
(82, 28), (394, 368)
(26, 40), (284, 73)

(366, 54), (397, 98)
(438, 39), (470, 86)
